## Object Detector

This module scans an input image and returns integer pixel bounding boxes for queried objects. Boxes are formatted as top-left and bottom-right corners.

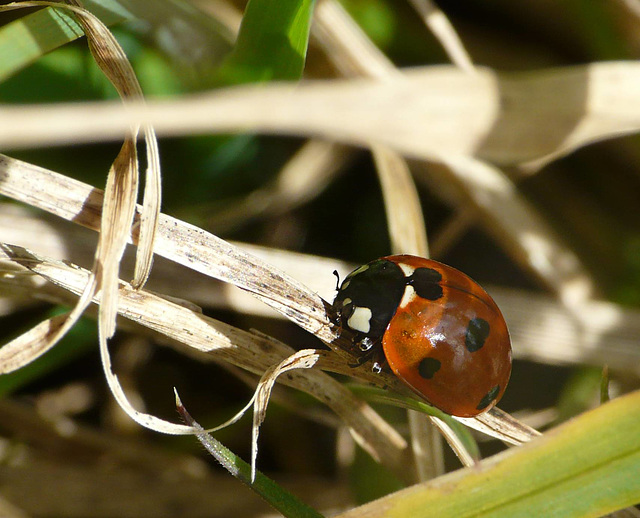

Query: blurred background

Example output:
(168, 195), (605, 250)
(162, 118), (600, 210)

(1, 1), (639, 516)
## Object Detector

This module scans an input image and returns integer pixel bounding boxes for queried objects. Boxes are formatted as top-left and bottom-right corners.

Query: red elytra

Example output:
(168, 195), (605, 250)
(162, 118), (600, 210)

(382, 256), (511, 417)
(332, 255), (512, 417)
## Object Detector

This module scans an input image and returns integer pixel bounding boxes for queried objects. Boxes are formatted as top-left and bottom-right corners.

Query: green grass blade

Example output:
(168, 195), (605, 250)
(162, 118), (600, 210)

(337, 389), (640, 518)
(347, 384), (480, 461)
(217, 0), (315, 83)
(176, 392), (325, 518)
(0, 0), (131, 82)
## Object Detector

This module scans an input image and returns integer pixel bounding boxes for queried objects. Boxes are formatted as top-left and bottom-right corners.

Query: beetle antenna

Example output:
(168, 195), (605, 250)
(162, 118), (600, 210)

(332, 270), (340, 291)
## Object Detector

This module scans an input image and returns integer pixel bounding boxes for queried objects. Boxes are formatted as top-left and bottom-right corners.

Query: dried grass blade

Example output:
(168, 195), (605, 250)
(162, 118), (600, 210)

(0, 244), (414, 480)
(0, 243), (100, 374)
(61, 0), (160, 289)
(0, 156), (536, 447)
(372, 146), (429, 257)
(5, 62), (640, 167)
(314, 0), (396, 78)
(97, 315), (197, 435)
(250, 349), (323, 482)
(0, 1), (161, 422)
(1, 1), (162, 434)
(208, 140), (350, 232)
(0, 311), (69, 373)
(489, 286), (640, 372)
(0, 155), (338, 352)
(433, 156), (595, 307)
(96, 138), (138, 339)
(456, 407), (541, 445)
(0, 0), (159, 291)
(408, 0), (475, 73)
(428, 416), (476, 467)
(135, 124), (161, 287)
(0, 244), (195, 434)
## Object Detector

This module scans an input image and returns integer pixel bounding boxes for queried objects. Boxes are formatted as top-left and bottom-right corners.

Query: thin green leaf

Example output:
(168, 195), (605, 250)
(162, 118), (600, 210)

(0, 0), (130, 82)
(175, 391), (325, 518)
(337, 389), (640, 518)
(348, 384), (480, 462)
(217, 0), (315, 83)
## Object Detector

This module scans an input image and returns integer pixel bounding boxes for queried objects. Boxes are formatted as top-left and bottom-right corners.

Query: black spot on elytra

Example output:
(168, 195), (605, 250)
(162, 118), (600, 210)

(418, 357), (441, 379)
(410, 267), (443, 300)
(476, 385), (500, 411)
(465, 317), (490, 352)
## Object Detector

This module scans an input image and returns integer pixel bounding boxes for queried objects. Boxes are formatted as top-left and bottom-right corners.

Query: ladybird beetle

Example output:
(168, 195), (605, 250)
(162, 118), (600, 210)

(332, 255), (512, 417)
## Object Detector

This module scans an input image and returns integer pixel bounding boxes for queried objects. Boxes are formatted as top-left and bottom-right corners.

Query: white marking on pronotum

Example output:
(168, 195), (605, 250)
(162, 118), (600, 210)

(397, 262), (415, 277)
(399, 285), (418, 309)
(348, 306), (372, 333)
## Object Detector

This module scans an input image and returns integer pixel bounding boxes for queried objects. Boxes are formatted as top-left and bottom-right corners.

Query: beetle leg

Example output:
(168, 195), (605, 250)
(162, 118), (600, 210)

(347, 335), (381, 368)
(370, 346), (388, 373)
(358, 336), (376, 352)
